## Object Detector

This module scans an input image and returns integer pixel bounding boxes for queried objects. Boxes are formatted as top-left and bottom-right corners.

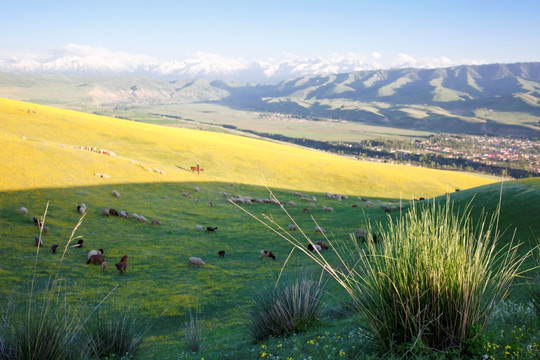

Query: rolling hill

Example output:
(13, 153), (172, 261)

(1, 98), (538, 358)
(1, 62), (539, 138)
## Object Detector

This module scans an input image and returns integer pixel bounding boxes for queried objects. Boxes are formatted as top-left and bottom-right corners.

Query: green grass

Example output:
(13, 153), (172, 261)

(0, 98), (538, 359)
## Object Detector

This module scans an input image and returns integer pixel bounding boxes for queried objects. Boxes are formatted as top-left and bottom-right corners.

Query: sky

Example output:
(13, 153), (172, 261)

(1, 0), (539, 67)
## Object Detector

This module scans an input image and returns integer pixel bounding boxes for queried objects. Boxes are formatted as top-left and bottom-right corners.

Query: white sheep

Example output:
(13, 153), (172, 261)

(189, 257), (205, 267)
(356, 229), (365, 239)
(78, 204), (86, 215)
(196, 225), (205, 231)
(132, 213), (140, 221)
(194, 187), (200, 192)
(314, 226), (325, 233)
(288, 201), (297, 206)
(150, 218), (161, 225)
(120, 211), (128, 219)
(102, 208), (110, 217)
(137, 215), (147, 223)
(20, 207), (28, 215)
(288, 224), (297, 231)
(112, 190), (121, 197)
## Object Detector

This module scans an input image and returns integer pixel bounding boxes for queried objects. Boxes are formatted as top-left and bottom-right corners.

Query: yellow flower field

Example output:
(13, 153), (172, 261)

(0, 97), (497, 197)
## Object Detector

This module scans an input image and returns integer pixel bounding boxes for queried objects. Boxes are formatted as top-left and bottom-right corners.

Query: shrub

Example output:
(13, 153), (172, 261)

(183, 310), (204, 353)
(248, 276), (324, 342)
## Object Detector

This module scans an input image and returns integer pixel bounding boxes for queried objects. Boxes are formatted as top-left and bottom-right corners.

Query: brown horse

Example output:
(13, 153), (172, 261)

(190, 166), (204, 174)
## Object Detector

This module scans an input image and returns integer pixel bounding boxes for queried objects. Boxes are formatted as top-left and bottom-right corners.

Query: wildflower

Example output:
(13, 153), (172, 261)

(277, 344), (282, 348)
(261, 352), (267, 358)
(339, 350), (345, 357)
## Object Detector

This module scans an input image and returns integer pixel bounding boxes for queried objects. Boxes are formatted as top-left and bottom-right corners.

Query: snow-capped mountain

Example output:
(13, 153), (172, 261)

(0, 44), (486, 83)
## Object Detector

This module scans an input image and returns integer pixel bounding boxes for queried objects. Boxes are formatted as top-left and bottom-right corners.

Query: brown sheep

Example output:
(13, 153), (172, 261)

(87, 253), (104, 265)
(116, 255), (128, 274)
(51, 244), (58, 253)
(150, 218), (161, 225)
(218, 250), (225, 258)
(315, 241), (328, 250)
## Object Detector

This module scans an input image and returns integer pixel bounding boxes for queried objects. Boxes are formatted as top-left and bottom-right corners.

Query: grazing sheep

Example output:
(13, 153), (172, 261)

(323, 206), (334, 212)
(194, 187), (200, 192)
(287, 201), (297, 206)
(196, 225), (205, 231)
(77, 204), (86, 215)
(102, 262), (108, 271)
(161, 195), (168, 199)
(206, 226), (218, 233)
(352, 204), (358, 208)
(260, 250), (276, 260)
(34, 236), (42, 247)
(189, 257), (206, 267)
(310, 203), (316, 208)
(307, 243), (322, 252)
(102, 208), (110, 217)
(355, 229), (365, 239)
(109, 209), (119, 216)
(112, 190), (121, 197)
(33, 217), (39, 226)
(137, 215), (147, 223)
(208, 202), (213, 207)
(288, 224), (297, 231)
(314, 226), (325, 234)
(150, 218), (161, 225)
(303, 207), (310, 212)
(41, 225), (49, 234)
(88, 249), (104, 259)
(20, 207), (28, 215)
(74, 239), (84, 248)
(87, 253), (104, 265)
(218, 250), (225, 258)
(315, 241), (328, 250)
(119, 211), (129, 219)
(51, 244), (58, 254)
(116, 255), (128, 274)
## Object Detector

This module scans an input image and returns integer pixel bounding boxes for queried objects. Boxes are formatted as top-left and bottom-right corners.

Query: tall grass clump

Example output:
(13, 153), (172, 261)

(0, 291), (83, 360)
(182, 310), (204, 353)
(0, 204), (85, 360)
(248, 275), (324, 342)
(342, 200), (531, 355)
(83, 303), (147, 360)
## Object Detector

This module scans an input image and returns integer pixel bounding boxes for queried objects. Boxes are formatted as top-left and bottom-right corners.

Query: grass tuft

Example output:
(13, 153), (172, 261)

(248, 275), (324, 342)
(182, 310), (204, 353)
(83, 302), (147, 360)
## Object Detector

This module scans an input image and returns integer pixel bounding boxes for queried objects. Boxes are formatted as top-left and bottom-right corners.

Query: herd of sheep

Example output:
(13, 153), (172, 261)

(17, 185), (411, 276)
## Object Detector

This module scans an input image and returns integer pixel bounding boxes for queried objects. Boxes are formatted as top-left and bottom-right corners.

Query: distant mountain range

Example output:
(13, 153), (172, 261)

(0, 61), (539, 138)
(0, 45), (481, 83)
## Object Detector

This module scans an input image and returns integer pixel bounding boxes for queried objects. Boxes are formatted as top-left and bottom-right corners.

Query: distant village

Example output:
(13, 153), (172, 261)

(245, 119), (540, 178)
(348, 134), (540, 178)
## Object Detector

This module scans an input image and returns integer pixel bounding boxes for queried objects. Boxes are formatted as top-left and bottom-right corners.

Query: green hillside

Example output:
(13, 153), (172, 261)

(1, 99), (538, 359)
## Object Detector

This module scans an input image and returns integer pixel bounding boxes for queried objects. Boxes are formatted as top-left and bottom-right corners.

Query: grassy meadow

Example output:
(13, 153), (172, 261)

(1, 98), (538, 359)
